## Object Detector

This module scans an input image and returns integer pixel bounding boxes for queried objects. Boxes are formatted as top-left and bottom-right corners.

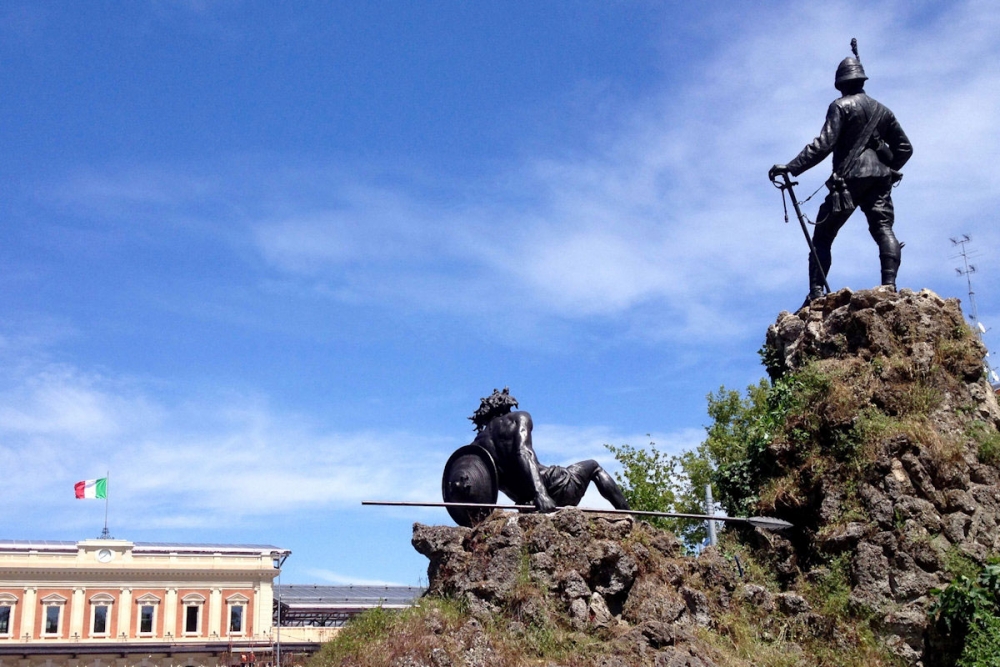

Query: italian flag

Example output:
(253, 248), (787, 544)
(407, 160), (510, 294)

(74, 478), (107, 499)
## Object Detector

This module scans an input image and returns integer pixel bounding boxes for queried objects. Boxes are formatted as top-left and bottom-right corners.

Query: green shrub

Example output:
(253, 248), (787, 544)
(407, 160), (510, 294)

(704, 377), (796, 517)
(606, 439), (712, 546)
(959, 611), (1000, 667)
(811, 555), (853, 618)
(931, 564), (1000, 666)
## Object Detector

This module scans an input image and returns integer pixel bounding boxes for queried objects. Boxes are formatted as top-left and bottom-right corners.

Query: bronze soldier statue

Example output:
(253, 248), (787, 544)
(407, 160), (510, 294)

(770, 40), (912, 306)
(442, 388), (629, 526)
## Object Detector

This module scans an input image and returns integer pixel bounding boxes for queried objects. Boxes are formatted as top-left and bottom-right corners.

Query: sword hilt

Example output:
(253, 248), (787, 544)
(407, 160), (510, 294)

(771, 171), (798, 190)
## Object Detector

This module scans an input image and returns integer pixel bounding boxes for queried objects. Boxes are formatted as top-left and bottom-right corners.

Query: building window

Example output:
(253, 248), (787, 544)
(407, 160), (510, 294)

(92, 605), (109, 635)
(185, 605), (199, 634)
(139, 605), (155, 634)
(44, 605), (60, 635)
(180, 593), (205, 636)
(226, 594), (249, 636)
(134, 594), (161, 637)
(89, 594), (114, 637)
(0, 606), (11, 635)
(0, 595), (15, 637)
(229, 605), (244, 634)
(39, 594), (66, 637)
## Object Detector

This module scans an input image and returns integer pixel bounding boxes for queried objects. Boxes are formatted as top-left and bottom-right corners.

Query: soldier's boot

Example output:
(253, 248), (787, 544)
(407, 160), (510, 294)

(879, 243), (903, 291)
(800, 286), (826, 310)
(800, 254), (829, 309)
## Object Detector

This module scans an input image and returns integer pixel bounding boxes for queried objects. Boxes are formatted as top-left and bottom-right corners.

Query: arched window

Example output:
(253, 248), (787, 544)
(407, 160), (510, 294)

(0, 593), (16, 637)
(40, 594), (67, 636)
(226, 594), (249, 636)
(89, 593), (115, 636)
(134, 594), (161, 636)
(181, 593), (205, 635)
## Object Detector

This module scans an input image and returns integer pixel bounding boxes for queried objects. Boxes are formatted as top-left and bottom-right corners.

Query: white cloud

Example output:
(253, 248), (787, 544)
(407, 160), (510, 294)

(533, 423), (703, 465)
(0, 366), (159, 439)
(237, 1), (998, 335)
(35, 2), (1000, 341)
(0, 348), (447, 531)
(0, 344), (697, 532)
(305, 569), (406, 587)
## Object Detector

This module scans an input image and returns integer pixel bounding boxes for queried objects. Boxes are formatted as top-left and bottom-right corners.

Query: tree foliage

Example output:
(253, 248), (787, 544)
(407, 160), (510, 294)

(605, 440), (711, 547)
(606, 376), (798, 548)
(704, 377), (798, 517)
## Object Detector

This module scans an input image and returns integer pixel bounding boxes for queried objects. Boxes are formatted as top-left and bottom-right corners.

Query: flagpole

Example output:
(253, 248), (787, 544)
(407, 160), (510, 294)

(101, 471), (110, 539)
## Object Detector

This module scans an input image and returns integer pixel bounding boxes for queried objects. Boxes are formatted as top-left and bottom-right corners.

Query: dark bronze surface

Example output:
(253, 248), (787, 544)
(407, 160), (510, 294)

(770, 40), (912, 302)
(442, 444), (499, 527)
(440, 388), (630, 526)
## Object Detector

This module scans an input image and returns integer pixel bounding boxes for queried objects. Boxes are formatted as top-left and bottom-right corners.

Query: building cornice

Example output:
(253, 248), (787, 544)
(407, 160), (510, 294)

(0, 641), (321, 658)
(0, 541), (289, 560)
(0, 567), (278, 576)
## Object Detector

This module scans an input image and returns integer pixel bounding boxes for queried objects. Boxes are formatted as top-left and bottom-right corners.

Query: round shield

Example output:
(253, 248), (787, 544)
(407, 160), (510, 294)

(442, 445), (498, 527)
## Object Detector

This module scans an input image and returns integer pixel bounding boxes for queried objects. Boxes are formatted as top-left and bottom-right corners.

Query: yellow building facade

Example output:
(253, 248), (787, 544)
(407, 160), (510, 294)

(0, 539), (294, 667)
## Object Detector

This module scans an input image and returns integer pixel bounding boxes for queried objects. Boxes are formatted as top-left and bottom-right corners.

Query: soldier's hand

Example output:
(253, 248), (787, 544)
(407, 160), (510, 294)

(769, 164), (790, 182)
(535, 493), (557, 514)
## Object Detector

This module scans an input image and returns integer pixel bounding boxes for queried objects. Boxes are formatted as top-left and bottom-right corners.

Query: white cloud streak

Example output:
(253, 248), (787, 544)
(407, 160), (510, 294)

(0, 348), (439, 531)
(304, 569), (406, 587)
(13, 0), (999, 534)
(0, 346), (683, 532)
(49, 2), (998, 342)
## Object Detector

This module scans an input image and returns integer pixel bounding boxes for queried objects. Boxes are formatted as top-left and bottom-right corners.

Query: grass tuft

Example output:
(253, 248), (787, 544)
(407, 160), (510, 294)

(967, 421), (1000, 466)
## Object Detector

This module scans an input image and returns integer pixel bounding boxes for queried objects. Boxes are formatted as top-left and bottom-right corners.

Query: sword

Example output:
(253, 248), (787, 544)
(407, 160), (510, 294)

(772, 171), (832, 294)
(362, 500), (793, 532)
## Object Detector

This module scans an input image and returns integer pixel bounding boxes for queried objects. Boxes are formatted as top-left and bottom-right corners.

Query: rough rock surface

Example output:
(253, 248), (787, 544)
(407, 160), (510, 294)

(396, 288), (1000, 667)
(410, 506), (859, 666)
(414, 510), (737, 666)
(760, 288), (1000, 665)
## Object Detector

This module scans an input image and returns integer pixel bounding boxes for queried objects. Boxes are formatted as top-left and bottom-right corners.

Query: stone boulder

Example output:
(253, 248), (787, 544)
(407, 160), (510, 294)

(757, 288), (1000, 665)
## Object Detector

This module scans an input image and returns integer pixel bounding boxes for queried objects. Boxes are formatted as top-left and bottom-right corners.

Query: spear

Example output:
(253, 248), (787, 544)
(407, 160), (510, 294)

(361, 500), (793, 532)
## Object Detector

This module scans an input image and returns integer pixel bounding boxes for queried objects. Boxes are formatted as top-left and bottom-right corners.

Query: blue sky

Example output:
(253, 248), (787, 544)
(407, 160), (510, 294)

(2, 0), (998, 586)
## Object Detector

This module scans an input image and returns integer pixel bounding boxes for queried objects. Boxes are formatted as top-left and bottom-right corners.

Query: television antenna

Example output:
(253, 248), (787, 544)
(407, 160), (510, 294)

(951, 235), (999, 385)
(950, 234), (981, 327)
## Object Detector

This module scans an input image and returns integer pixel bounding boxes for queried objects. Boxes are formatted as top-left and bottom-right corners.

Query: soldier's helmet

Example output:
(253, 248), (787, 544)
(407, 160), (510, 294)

(835, 57), (867, 90)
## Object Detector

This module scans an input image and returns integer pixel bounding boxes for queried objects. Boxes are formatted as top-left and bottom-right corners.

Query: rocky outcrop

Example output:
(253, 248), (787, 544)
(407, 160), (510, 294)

(394, 288), (1000, 667)
(410, 504), (890, 666)
(414, 510), (744, 667)
(759, 288), (1000, 665)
